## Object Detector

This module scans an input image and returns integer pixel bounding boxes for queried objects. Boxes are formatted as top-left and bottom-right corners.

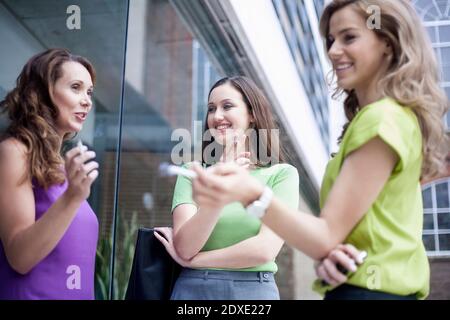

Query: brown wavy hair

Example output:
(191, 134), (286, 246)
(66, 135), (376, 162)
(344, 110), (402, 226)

(0, 48), (96, 188)
(320, 0), (449, 179)
(202, 76), (285, 167)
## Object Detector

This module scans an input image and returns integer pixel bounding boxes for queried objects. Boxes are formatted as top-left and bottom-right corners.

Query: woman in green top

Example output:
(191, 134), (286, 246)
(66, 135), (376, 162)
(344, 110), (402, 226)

(155, 76), (300, 299)
(187, 0), (449, 299)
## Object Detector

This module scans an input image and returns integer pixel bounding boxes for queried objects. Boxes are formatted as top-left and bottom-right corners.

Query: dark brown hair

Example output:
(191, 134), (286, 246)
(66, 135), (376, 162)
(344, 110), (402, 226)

(0, 48), (96, 188)
(201, 76), (284, 167)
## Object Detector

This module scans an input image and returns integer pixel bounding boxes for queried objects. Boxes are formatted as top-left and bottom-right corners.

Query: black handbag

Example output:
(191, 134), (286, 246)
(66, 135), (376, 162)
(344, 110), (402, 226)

(125, 227), (181, 300)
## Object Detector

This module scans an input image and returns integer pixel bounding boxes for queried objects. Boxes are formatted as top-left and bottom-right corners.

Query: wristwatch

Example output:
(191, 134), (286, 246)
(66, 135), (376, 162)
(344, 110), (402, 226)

(246, 186), (273, 219)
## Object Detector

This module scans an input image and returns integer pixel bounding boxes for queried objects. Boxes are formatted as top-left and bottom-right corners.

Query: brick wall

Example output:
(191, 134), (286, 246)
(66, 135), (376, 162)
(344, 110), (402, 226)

(428, 257), (450, 300)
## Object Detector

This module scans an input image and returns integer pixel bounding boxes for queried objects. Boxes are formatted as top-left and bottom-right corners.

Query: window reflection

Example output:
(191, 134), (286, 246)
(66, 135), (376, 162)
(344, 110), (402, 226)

(114, 0), (222, 299)
(0, 0), (129, 300)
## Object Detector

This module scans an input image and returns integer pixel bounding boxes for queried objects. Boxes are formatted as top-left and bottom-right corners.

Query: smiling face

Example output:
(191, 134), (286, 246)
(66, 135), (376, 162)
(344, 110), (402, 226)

(327, 5), (391, 100)
(50, 61), (94, 137)
(207, 83), (254, 146)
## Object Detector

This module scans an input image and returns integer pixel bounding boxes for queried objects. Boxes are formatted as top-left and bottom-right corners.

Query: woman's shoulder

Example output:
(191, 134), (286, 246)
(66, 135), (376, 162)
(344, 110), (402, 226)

(360, 97), (414, 119)
(0, 137), (27, 164)
(354, 97), (419, 131)
(0, 138), (28, 181)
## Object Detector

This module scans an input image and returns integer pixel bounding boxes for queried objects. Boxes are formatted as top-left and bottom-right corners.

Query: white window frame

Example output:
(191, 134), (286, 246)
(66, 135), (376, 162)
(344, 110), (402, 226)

(414, 1), (450, 131)
(422, 178), (450, 257)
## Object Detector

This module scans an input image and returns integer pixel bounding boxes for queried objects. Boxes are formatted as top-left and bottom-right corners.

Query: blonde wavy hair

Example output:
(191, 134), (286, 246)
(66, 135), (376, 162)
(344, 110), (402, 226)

(320, 0), (449, 179)
(0, 48), (95, 189)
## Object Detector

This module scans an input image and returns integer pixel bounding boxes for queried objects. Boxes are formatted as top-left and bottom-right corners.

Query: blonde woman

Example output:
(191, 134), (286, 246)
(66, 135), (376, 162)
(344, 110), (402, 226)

(189, 0), (449, 300)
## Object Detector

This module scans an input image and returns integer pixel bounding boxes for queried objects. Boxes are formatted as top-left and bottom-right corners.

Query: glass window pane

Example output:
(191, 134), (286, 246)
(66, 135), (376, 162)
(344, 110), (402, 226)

(424, 6), (439, 21)
(423, 234), (436, 251)
(423, 213), (435, 230)
(441, 47), (450, 81)
(439, 25), (450, 43)
(438, 234), (450, 250)
(438, 212), (450, 230)
(0, 0), (129, 300)
(414, 0), (432, 12)
(427, 26), (436, 43)
(436, 182), (449, 208)
(438, 3), (448, 16)
(442, 47), (450, 63)
(444, 65), (450, 82)
(422, 187), (433, 208)
(116, 0), (229, 300)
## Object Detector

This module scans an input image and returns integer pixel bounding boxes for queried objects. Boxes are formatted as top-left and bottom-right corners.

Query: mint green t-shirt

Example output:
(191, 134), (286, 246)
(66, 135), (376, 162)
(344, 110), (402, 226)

(313, 98), (430, 299)
(171, 163), (299, 273)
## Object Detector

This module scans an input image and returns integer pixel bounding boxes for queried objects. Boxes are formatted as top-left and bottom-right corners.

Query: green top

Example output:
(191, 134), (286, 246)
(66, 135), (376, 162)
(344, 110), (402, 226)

(313, 97), (429, 299)
(171, 163), (299, 273)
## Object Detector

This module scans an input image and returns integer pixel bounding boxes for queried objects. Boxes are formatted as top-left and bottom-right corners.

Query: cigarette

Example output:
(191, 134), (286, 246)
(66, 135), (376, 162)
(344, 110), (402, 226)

(77, 140), (85, 155)
(159, 162), (197, 179)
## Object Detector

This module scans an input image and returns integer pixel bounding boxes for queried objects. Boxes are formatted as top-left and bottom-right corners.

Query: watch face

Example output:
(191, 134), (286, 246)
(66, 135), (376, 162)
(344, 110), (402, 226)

(254, 200), (263, 208)
(248, 201), (264, 217)
(246, 186), (272, 219)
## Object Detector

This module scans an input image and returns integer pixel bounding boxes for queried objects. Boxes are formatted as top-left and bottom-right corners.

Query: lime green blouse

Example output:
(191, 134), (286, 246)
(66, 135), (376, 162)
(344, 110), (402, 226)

(313, 98), (429, 299)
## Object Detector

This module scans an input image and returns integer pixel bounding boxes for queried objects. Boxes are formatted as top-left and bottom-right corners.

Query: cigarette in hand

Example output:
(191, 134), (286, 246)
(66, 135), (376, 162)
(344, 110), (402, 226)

(159, 162), (198, 179)
(77, 140), (85, 155)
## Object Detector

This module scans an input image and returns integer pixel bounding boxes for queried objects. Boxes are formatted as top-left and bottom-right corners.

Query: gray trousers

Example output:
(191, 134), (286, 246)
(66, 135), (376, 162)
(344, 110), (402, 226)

(170, 268), (280, 300)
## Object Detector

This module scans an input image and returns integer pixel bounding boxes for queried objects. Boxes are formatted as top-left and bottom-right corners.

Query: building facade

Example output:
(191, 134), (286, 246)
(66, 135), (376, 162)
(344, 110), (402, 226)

(413, 0), (450, 300)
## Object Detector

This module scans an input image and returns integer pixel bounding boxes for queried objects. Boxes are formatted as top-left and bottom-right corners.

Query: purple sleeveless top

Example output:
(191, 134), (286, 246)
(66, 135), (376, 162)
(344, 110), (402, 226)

(0, 180), (98, 300)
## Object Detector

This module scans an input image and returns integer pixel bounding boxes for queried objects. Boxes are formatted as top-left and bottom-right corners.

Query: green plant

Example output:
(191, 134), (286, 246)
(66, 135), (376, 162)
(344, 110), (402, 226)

(95, 211), (139, 300)
(95, 235), (111, 300)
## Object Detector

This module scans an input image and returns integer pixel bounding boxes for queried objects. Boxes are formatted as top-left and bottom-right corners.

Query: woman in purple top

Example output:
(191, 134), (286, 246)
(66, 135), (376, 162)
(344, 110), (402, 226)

(0, 48), (99, 299)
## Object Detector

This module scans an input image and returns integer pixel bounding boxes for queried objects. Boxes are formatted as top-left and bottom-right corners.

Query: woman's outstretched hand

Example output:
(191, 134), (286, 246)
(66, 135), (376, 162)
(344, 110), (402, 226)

(191, 162), (264, 209)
